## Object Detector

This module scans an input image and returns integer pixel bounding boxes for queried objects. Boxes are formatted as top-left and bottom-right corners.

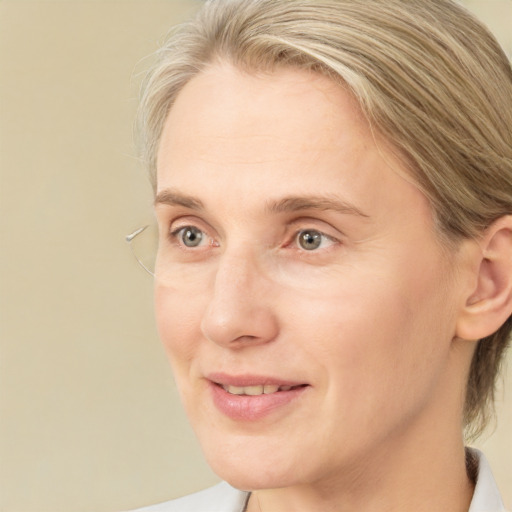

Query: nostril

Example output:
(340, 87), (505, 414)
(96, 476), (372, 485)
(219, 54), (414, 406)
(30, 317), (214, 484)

(233, 334), (259, 343)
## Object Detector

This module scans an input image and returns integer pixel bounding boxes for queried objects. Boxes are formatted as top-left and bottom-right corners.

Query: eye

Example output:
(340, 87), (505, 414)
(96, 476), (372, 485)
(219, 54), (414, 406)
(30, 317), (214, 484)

(296, 229), (332, 251)
(173, 226), (204, 247)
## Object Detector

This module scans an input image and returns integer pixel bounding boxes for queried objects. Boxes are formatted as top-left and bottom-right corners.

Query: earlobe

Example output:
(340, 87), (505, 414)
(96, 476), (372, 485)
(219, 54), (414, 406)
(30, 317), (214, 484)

(456, 215), (512, 341)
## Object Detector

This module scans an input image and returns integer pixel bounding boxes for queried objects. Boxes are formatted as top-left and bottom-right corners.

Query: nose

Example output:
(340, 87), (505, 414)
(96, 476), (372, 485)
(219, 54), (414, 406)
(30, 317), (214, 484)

(200, 249), (279, 348)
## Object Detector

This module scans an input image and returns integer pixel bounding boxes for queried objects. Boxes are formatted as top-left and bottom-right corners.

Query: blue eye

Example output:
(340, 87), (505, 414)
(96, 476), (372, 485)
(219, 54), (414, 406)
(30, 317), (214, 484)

(176, 226), (204, 247)
(297, 230), (323, 250)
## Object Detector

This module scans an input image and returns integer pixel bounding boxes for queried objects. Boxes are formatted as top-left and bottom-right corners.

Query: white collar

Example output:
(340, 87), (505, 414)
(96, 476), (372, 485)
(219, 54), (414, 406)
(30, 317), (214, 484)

(467, 448), (507, 512)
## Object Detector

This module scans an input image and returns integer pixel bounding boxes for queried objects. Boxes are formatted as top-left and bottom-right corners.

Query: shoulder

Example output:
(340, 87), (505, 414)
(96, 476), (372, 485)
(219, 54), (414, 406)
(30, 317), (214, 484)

(467, 448), (508, 512)
(127, 482), (250, 512)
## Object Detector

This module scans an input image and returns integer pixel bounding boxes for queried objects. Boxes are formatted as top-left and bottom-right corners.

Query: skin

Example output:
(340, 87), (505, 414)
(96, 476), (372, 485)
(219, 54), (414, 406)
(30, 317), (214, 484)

(154, 62), (481, 512)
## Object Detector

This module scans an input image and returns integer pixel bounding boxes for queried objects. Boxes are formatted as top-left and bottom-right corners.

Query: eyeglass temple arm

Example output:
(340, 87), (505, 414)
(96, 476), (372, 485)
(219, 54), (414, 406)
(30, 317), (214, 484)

(125, 225), (155, 277)
(126, 225), (149, 242)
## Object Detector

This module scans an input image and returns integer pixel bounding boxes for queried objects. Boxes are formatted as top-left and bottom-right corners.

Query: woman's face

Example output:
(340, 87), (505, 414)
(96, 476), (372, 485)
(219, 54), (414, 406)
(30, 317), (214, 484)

(154, 63), (466, 490)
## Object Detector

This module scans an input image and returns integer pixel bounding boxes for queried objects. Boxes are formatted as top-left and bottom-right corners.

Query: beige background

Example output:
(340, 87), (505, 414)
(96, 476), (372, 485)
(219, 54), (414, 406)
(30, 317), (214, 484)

(0, 1), (510, 511)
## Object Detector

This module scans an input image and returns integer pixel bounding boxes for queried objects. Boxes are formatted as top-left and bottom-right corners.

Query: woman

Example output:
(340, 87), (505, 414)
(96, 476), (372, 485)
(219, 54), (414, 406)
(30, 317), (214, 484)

(129, 0), (512, 510)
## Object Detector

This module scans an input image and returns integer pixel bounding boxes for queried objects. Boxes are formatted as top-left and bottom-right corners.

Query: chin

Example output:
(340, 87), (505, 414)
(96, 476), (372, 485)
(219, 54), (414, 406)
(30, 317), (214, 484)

(211, 462), (297, 492)
(200, 435), (309, 491)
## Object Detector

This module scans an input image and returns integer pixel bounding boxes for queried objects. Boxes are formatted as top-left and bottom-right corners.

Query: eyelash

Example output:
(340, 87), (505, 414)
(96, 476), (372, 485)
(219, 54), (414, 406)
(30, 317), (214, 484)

(168, 224), (339, 253)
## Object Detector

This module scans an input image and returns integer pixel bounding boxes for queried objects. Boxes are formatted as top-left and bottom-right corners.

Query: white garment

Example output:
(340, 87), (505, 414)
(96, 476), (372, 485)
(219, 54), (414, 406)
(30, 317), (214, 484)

(129, 482), (248, 512)
(468, 449), (507, 512)
(129, 449), (507, 512)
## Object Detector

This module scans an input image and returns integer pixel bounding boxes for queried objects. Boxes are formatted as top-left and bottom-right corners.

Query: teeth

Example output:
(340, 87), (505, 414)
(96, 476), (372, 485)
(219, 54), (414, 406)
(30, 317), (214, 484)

(245, 385), (264, 396)
(222, 384), (295, 395)
(224, 385), (247, 395)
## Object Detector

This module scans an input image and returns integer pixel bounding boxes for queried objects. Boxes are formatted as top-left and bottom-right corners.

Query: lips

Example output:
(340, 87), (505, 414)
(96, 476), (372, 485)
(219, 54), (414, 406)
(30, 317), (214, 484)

(206, 373), (310, 421)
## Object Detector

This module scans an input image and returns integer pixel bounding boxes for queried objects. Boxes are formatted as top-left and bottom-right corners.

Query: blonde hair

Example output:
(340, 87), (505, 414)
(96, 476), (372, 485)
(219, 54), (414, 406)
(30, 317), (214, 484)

(138, 0), (512, 439)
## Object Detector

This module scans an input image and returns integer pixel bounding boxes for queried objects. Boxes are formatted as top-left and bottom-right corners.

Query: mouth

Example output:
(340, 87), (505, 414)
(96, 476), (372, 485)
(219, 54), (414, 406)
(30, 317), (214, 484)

(217, 383), (308, 396)
(206, 374), (310, 421)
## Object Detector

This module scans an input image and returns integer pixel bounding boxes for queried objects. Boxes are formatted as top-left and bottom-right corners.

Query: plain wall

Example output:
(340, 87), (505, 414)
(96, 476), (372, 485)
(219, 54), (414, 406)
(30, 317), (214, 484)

(0, 1), (510, 511)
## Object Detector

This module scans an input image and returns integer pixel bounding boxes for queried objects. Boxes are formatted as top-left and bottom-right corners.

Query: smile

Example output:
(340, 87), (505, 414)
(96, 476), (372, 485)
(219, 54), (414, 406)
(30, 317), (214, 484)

(221, 384), (306, 395)
(207, 375), (310, 421)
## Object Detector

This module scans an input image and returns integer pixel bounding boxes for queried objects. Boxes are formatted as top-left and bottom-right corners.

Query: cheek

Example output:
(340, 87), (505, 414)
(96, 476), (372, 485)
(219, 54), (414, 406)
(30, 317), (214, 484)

(154, 284), (204, 374)
(286, 255), (455, 412)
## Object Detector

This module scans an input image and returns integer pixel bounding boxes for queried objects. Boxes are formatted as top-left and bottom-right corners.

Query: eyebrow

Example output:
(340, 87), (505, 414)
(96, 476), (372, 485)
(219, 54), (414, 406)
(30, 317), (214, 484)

(265, 196), (369, 218)
(154, 189), (368, 218)
(154, 189), (205, 210)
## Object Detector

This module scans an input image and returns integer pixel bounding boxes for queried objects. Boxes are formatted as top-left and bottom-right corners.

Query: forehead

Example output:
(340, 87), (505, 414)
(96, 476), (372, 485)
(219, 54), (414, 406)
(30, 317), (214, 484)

(157, 62), (371, 176)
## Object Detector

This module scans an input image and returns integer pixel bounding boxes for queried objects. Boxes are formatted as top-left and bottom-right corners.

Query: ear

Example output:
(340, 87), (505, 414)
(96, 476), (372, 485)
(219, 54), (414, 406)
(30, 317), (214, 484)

(456, 215), (512, 341)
